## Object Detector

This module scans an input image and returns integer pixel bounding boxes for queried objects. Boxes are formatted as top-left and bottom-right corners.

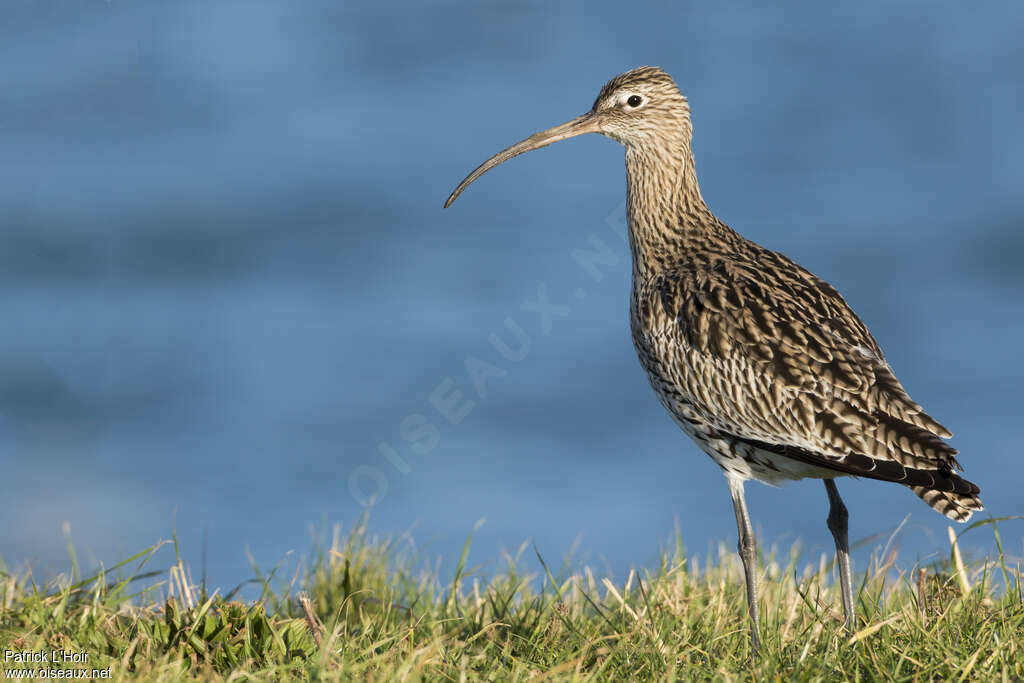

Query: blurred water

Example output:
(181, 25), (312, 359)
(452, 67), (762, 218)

(1, 0), (1022, 590)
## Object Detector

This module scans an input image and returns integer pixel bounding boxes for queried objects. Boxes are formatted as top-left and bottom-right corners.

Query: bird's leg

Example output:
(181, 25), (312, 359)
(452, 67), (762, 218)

(824, 479), (855, 634)
(727, 477), (761, 653)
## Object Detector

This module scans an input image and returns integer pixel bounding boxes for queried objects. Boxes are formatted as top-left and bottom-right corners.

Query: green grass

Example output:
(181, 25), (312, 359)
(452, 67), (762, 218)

(1, 516), (1021, 681)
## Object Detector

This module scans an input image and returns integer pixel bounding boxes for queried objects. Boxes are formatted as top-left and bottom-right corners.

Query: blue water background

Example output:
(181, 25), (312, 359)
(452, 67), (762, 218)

(1, 1), (1021, 590)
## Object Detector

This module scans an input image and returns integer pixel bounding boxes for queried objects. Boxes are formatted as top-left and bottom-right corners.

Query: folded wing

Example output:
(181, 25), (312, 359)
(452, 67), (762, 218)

(642, 245), (977, 501)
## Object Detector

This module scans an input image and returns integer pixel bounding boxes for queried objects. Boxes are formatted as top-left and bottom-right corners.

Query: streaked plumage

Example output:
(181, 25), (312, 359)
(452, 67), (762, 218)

(445, 66), (982, 650)
(630, 213), (981, 518)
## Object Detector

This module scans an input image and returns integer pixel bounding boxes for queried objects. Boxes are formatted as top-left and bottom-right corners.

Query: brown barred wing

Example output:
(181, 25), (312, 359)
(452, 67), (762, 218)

(646, 247), (974, 485)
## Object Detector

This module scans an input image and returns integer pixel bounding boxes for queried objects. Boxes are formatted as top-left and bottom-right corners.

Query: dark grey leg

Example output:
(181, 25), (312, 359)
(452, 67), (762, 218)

(825, 479), (855, 634)
(728, 477), (761, 653)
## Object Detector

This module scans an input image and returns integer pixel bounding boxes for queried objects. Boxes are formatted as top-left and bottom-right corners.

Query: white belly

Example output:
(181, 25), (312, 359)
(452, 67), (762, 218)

(652, 372), (845, 485)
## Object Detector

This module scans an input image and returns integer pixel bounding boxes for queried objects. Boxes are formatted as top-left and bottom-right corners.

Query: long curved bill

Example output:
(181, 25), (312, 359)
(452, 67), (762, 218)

(444, 112), (601, 208)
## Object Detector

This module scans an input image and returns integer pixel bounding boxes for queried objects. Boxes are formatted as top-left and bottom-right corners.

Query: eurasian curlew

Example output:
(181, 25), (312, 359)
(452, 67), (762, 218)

(443, 66), (982, 651)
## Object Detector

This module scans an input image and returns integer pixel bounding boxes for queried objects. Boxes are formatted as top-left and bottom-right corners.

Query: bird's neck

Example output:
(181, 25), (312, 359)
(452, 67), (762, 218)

(624, 140), (732, 277)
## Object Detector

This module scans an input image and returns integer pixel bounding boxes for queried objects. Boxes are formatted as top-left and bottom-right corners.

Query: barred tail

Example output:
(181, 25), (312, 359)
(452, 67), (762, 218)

(910, 485), (983, 522)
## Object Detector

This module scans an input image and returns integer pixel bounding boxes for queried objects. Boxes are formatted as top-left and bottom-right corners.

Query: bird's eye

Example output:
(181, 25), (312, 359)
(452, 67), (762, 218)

(626, 95), (643, 108)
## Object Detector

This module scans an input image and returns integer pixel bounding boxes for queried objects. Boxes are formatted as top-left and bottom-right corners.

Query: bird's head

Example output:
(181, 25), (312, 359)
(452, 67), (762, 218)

(589, 66), (692, 146)
(445, 66), (691, 208)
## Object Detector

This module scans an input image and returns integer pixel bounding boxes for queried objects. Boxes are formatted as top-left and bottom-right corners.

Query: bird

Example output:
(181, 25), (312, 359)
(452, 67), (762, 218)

(443, 66), (982, 651)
